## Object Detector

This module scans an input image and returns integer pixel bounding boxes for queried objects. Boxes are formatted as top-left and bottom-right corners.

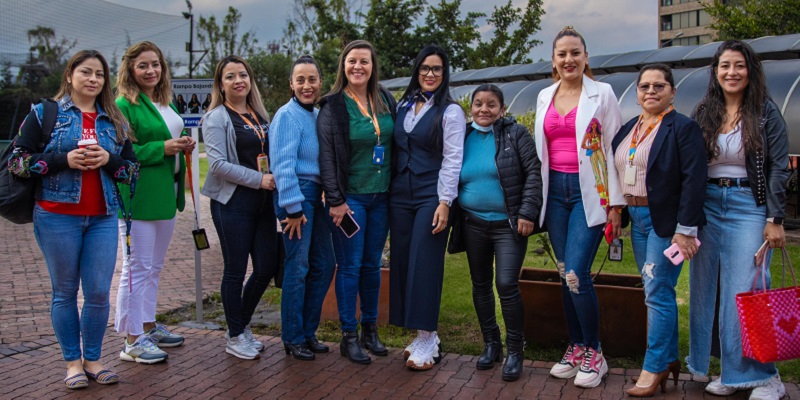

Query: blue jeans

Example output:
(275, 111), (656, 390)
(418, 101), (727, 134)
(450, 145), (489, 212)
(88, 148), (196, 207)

(628, 206), (682, 373)
(211, 186), (277, 338)
(328, 193), (389, 332)
(688, 184), (777, 388)
(544, 170), (604, 350)
(33, 205), (118, 362)
(274, 180), (335, 345)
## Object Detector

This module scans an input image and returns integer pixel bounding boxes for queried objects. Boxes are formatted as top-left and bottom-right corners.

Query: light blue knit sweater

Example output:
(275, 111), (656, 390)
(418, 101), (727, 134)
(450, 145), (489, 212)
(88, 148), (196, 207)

(269, 98), (321, 214)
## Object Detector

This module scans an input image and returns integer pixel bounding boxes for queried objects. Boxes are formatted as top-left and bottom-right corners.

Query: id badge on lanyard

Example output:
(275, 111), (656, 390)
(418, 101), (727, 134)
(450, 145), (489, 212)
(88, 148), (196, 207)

(372, 143), (384, 165)
(257, 154), (270, 174)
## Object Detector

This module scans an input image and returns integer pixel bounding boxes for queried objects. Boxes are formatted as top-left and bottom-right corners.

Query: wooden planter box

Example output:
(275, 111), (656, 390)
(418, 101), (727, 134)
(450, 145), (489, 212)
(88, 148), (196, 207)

(320, 267), (390, 325)
(519, 267), (647, 357)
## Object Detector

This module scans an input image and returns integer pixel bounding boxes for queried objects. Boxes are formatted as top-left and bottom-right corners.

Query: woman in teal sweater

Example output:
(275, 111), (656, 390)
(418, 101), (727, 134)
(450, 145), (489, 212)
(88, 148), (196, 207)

(114, 41), (194, 364)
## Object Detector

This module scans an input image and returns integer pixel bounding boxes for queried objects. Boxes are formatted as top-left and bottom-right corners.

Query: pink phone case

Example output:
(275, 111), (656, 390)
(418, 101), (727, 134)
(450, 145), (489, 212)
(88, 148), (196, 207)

(663, 238), (702, 265)
(340, 213), (360, 239)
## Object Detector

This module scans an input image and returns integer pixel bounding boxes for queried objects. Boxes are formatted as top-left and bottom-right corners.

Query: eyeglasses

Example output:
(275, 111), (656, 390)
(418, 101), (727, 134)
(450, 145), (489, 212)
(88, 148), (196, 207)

(637, 83), (671, 93)
(419, 66), (444, 77)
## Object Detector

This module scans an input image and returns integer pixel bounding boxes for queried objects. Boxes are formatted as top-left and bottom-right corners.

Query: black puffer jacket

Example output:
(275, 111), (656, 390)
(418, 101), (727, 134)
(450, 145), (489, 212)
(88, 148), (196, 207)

(317, 86), (397, 206)
(462, 116), (543, 236)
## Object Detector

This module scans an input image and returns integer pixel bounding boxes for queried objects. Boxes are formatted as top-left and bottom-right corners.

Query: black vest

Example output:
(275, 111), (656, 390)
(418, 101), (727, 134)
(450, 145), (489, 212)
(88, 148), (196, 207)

(394, 104), (443, 175)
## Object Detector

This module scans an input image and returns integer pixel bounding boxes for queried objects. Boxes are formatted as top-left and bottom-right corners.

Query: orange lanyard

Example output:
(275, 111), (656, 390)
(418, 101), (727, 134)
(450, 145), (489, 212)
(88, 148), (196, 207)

(628, 105), (672, 164)
(226, 102), (267, 155)
(344, 87), (381, 143)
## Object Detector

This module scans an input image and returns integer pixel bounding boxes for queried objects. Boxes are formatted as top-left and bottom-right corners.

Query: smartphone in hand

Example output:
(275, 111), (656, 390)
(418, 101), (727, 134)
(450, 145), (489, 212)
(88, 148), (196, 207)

(663, 238), (701, 265)
(340, 212), (360, 238)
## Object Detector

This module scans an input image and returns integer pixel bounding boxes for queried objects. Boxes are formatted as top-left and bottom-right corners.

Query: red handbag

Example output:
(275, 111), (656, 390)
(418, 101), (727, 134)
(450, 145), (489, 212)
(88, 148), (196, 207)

(736, 244), (800, 363)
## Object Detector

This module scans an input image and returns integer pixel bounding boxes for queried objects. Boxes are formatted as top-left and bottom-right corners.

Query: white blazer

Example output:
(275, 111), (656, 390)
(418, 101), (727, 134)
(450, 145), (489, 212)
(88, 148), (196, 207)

(534, 75), (623, 228)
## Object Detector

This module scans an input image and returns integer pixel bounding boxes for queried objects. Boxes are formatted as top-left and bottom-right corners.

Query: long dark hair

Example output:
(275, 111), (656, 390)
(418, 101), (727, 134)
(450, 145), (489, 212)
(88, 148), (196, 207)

(207, 55), (268, 120)
(325, 40), (389, 115)
(56, 50), (130, 142)
(398, 44), (456, 150)
(694, 40), (767, 160)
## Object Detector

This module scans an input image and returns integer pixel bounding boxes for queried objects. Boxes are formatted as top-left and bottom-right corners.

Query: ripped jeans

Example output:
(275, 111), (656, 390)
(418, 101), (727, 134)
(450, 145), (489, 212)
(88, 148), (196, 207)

(545, 171), (604, 350)
(628, 205), (682, 374)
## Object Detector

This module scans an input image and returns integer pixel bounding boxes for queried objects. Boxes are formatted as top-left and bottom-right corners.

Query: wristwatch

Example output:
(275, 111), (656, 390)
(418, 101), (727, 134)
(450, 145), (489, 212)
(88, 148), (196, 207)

(767, 217), (785, 226)
(440, 199), (452, 207)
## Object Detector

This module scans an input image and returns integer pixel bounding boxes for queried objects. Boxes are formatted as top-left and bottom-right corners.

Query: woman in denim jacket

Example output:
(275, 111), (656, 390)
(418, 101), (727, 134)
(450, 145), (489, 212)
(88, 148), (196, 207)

(8, 50), (137, 389)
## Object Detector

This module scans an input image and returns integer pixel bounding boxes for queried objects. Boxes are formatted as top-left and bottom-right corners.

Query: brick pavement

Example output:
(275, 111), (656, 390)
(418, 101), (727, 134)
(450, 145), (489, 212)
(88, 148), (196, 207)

(1, 198), (799, 398)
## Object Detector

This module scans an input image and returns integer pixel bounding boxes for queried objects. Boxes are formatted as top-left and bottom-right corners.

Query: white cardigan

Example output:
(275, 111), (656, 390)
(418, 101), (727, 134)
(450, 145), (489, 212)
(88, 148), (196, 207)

(533, 75), (623, 228)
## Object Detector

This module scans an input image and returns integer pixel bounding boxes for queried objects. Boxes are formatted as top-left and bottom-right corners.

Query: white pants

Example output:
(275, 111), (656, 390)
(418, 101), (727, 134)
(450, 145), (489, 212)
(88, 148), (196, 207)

(115, 218), (176, 335)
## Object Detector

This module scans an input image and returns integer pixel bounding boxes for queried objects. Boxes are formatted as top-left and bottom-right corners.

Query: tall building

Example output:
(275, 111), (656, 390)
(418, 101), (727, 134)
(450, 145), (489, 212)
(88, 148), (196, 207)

(658, 0), (718, 47)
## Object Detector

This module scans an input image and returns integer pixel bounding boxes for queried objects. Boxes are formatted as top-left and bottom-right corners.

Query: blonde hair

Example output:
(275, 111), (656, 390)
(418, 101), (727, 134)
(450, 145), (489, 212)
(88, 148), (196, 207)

(551, 26), (594, 82)
(207, 55), (268, 120)
(117, 41), (173, 106)
(56, 50), (131, 142)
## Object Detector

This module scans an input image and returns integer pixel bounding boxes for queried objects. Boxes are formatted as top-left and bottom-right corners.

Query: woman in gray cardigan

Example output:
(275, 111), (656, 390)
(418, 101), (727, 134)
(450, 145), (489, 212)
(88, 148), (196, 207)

(201, 56), (278, 360)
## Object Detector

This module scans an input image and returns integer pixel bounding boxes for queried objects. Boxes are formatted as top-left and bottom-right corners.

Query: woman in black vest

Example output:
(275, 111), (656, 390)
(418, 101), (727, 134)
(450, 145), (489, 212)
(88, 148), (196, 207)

(389, 44), (466, 371)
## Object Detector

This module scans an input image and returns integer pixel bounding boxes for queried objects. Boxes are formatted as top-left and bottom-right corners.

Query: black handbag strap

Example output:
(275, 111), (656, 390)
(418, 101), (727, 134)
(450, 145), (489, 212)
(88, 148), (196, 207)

(38, 98), (58, 148)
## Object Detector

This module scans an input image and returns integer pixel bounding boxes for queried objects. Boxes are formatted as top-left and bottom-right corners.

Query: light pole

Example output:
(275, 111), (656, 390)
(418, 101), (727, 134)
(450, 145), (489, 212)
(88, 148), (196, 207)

(661, 31), (684, 48)
(182, 0), (194, 78)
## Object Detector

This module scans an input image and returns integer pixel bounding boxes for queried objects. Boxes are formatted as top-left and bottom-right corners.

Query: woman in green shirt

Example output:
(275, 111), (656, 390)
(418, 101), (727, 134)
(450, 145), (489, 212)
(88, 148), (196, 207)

(317, 40), (397, 364)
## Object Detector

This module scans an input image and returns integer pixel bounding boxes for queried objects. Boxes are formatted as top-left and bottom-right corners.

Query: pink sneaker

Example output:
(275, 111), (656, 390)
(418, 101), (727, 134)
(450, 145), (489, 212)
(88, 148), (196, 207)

(573, 346), (608, 388)
(549, 343), (585, 379)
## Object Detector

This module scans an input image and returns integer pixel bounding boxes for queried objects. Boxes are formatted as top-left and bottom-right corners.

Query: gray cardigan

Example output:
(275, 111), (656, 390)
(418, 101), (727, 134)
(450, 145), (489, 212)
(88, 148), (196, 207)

(200, 105), (263, 204)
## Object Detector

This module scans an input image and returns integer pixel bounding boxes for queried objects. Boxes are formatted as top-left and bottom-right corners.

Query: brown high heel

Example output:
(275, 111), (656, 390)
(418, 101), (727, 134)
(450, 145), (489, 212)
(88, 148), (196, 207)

(631, 360), (680, 385)
(626, 370), (669, 397)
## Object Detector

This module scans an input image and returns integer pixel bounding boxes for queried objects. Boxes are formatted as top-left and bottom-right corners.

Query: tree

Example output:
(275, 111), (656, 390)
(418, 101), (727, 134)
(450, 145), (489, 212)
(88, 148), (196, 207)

(247, 51), (293, 115)
(468, 0), (545, 68)
(702, 0), (800, 40)
(415, 0), (484, 71)
(362, 0), (426, 79)
(196, 6), (259, 76)
(27, 26), (77, 73)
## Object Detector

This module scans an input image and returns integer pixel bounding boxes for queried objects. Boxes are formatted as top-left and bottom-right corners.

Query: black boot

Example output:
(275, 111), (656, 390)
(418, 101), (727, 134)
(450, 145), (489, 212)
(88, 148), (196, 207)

(476, 328), (503, 370)
(502, 338), (524, 381)
(360, 323), (388, 356)
(306, 337), (329, 353)
(284, 342), (315, 361)
(340, 331), (371, 364)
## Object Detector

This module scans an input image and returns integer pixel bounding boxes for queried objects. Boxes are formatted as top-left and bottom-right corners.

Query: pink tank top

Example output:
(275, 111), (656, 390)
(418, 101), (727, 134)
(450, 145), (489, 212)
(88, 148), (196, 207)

(544, 102), (579, 173)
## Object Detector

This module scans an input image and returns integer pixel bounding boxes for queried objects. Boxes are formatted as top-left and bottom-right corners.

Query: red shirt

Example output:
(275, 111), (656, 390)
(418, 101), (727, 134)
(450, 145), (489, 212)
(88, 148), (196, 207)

(39, 112), (107, 215)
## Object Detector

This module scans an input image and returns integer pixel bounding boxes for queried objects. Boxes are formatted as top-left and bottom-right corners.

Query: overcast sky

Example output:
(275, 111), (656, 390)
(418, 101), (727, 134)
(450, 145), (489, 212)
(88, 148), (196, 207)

(104, 0), (658, 61)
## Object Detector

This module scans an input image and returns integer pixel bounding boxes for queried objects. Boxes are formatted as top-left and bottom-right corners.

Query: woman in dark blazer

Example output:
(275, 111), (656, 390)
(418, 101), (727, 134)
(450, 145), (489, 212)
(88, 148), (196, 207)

(608, 63), (706, 397)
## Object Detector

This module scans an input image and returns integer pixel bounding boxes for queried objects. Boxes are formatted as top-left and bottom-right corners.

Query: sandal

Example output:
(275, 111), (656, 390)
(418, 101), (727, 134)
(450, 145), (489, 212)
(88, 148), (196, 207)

(64, 373), (89, 389)
(84, 369), (119, 385)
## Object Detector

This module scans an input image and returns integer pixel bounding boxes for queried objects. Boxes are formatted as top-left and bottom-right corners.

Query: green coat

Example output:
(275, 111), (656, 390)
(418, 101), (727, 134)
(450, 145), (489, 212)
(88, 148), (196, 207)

(116, 93), (186, 221)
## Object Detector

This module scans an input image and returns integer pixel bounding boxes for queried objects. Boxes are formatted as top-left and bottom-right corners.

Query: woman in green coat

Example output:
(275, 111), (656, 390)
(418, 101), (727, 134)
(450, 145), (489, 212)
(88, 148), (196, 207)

(114, 41), (195, 364)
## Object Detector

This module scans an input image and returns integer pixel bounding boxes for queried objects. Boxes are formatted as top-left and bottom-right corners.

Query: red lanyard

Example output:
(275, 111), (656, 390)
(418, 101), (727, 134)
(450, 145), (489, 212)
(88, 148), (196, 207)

(628, 105), (673, 164)
(344, 87), (381, 143)
(226, 102), (267, 155)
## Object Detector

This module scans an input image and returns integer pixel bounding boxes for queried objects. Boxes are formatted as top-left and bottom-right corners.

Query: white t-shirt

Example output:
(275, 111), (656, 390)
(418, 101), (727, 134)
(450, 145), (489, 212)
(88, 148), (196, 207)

(708, 123), (747, 179)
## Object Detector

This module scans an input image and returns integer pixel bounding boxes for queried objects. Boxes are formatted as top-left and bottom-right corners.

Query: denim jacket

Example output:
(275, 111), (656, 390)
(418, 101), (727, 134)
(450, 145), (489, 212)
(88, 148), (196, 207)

(8, 96), (138, 215)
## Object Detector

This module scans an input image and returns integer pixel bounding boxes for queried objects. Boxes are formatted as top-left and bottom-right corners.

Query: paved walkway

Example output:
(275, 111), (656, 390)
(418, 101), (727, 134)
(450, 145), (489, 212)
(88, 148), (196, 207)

(0, 198), (798, 399)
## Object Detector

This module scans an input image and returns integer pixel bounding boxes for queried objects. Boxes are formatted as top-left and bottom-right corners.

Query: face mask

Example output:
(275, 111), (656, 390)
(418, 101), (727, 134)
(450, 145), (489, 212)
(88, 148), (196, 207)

(471, 121), (493, 133)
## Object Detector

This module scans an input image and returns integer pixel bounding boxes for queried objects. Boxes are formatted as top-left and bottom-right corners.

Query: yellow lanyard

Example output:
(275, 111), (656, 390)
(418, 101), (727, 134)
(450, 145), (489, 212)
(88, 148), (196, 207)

(345, 87), (381, 143)
(628, 105), (672, 165)
(226, 102), (267, 155)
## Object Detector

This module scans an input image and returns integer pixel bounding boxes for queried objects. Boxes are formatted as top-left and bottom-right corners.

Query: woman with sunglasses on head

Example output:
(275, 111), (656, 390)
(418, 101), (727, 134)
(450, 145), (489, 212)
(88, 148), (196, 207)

(533, 26), (624, 388)
(687, 40), (789, 400)
(272, 55), (336, 362)
(318, 40), (396, 364)
(202, 55), (278, 360)
(609, 63), (706, 397)
(458, 84), (542, 381)
(390, 44), (466, 371)
(8, 50), (137, 388)
(115, 41), (193, 364)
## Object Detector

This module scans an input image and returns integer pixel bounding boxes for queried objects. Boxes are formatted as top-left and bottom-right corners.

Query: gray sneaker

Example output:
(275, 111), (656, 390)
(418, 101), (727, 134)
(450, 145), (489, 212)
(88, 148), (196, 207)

(120, 335), (168, 364)
(242, 328), (265, 352)
(226, 334), (260, 360)
(147, 323), (184, 348)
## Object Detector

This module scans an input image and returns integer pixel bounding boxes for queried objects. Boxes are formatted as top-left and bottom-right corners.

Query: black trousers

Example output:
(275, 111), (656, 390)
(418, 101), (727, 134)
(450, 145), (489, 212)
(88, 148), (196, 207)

(463, 211), (527, 344)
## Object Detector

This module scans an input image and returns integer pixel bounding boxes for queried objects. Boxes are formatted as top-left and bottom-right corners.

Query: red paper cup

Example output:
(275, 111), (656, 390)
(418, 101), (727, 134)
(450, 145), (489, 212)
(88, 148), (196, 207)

(78, 139), (97, 149)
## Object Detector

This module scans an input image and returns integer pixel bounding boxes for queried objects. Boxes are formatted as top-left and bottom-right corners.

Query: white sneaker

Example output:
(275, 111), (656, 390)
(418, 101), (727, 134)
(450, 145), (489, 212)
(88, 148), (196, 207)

(146, 323), (185, 348)
(120, 335), (168, 364)
(242, 328), (265, 352)
(226, 334), (260, 360)
(403, 333), (441, 359)
(706, 377), (737, 396)
(406, 331), (442, 370)
(550, 343), (585, 379)
(749, 374), (786, 400)
(573, 346), (608, 388)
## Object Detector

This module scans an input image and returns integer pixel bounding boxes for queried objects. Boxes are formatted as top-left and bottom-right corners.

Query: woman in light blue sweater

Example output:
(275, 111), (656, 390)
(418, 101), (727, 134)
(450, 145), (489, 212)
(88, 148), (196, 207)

(269, 56), (335, 361)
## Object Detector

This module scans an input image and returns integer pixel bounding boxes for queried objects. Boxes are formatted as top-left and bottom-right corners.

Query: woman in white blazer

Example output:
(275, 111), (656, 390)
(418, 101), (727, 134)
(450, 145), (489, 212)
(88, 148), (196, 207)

(533, 26), (623, 389)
